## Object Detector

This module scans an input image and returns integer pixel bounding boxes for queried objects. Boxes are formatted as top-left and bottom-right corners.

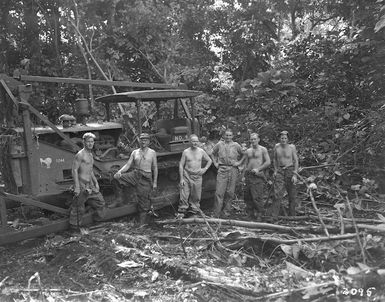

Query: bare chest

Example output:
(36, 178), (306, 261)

(186, 151), (202, 163)
(81, 154), (93, 166)
(133, 149), (153, 166)
(276, 146), (293, 159)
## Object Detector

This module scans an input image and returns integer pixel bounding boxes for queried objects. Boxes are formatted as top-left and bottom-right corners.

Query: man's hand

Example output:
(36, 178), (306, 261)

(291, 174), (297, 184)
(197, 168), (207, 176)
(74, 187), (80, 196)
(153, 183), (157, 190)
(114, 171), (122, 179)
(179, 179), (185, 187)
(252, 168), (260, 175)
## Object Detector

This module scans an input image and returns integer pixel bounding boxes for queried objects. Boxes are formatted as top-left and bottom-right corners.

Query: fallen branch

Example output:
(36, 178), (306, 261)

(294, 172), (330, 237)
(255, 281), (336, 300)
(157, 217), (323, 233)
(345, 196), (367, 264)
(0, 276), (9, 288)
(300, 164), (337, 170)
(258, 233), (362, 244)
(308, 188), (329, 236)
(357, 223), (385, 233)
(154, 233), (362, 245)
(205, 281), (261, 298)
(156, 218), (306, 231)
(10, 288), (63, 292)
(335, 206), (345, 235)
(146, 255), (262, 297)
(308, 215), (385, 225)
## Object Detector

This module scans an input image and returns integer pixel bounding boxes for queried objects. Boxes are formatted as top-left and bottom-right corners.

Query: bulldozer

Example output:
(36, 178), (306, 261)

(0, 74), (216, 245)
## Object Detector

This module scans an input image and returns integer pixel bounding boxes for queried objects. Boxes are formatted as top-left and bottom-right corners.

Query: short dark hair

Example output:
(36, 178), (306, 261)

(83, 132), (96, 140)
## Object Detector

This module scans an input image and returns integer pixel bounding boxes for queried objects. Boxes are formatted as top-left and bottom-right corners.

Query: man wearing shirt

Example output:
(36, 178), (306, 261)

(211, 129), (243, 217)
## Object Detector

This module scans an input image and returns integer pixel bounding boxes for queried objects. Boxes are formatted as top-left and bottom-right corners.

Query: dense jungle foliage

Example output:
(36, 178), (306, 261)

(2, 0), (385, 190)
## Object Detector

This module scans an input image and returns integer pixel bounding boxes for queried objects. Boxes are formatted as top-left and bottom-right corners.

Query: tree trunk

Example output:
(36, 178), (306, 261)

(0, 0), (11, 73)
(52, 2), (62, 73)
(23, 0), (41, 74)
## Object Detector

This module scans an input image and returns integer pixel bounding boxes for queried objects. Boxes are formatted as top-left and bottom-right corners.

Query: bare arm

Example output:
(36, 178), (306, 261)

(233, 143), (244, 167)
(72, 153), (81, 195)
(292, 145), (299, 173)
(202, 149), (212, 172)
(179, 150), (187, 184)
(240, 152), (249, 180)
(91, 170), (99, 192)
(234, 153), (247, 167)
(259, 147), (271, 171)
(211, 143), (219, 168)
(114, 152), (134, 179)
(273, 145), (278, 174)
(291, 145), (299, 183)
(152, 151), (158, 189)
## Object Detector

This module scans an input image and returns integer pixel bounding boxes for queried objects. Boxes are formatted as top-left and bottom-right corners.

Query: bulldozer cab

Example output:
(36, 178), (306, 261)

(95, 89), (202, 152)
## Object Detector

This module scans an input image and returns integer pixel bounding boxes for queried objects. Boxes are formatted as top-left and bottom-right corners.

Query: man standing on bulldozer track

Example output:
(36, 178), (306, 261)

(70, 132), (106, 228)
(113, 133), (158, 225)
(176, 134), (212, 218)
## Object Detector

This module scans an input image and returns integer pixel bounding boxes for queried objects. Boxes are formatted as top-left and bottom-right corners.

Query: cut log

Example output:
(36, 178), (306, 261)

(157, 217), (336, 234)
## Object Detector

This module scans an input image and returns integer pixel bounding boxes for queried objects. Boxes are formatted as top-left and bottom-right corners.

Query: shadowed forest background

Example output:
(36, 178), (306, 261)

(2, 0), (385, 203)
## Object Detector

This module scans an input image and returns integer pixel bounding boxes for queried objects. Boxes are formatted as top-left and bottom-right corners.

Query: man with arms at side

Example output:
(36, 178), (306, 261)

(271, 130), (299, 220)
(70, 132), (106, 228)
(177, 134), (212, 218)
(211, 129), (243, 218)
(237, 133), (271, 221)
(113, 133), (158, 225)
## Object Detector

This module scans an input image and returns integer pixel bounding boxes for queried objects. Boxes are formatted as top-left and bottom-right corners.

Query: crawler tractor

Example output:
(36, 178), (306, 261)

(0, 74), (216, 244)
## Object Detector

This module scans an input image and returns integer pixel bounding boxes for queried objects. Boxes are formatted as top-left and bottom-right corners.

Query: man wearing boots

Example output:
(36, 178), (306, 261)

(113, 133), (158, 224)
(271, 130), (299, 220)
(177, 134), (212, 218)
(238, 133), (271, 221)
(70, 132), (106, 228)
(211, 129), (243, 217)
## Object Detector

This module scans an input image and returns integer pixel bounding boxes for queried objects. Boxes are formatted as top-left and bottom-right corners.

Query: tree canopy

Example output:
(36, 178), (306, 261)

(2, 0), (385, 186)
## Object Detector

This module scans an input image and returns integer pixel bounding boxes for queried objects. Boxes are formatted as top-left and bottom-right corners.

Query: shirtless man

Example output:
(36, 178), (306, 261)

(70, 132), (106, 227)
(113, 133), (158, 224)
(237, 133), (270, 221)
(272, 130), (299, 219)
(177, 134), (212, 218)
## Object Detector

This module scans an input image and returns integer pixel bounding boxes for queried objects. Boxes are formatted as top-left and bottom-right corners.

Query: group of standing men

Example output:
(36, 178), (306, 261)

(69, 129), (299, 228)
(177, 128), (299, 221)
